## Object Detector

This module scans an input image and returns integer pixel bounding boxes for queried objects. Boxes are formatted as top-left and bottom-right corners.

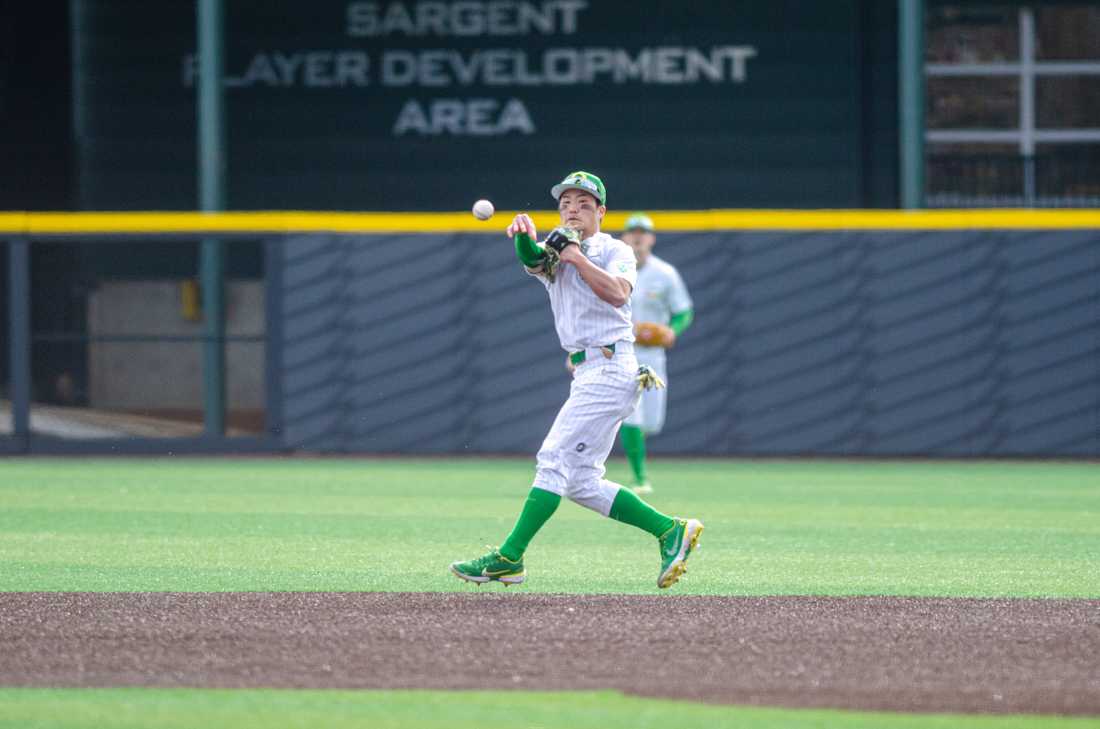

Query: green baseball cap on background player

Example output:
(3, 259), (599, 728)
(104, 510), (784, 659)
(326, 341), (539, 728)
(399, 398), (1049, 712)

(624, 212), (655, 232)
(551, 171), (607, 206)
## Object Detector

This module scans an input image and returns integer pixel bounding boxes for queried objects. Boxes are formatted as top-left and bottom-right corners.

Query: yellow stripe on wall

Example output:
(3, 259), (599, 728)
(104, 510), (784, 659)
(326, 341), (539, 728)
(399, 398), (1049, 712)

(0, 209), (1097, 235)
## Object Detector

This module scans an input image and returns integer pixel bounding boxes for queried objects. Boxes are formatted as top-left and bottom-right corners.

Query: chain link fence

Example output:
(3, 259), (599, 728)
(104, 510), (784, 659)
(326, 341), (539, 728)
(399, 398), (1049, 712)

(927, 148), (1100, 207)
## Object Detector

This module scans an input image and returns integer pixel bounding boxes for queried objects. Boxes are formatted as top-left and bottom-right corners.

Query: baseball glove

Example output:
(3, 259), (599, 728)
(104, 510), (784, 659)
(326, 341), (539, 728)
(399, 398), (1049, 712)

(538, 226), (582, 282)
(635, 321), (676, 348)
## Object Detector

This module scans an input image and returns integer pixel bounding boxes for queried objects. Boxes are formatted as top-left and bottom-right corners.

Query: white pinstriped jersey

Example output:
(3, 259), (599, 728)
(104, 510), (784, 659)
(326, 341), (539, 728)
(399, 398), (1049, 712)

(531, 231), (638, 351)
(633, 254), (692, 328)
(632, 253), (692, 367)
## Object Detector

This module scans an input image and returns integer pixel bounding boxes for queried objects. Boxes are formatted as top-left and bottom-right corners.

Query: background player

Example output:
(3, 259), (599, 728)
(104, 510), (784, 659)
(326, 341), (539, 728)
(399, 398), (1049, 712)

(450, 172), (703, 589)
(620, 213), (694, 494)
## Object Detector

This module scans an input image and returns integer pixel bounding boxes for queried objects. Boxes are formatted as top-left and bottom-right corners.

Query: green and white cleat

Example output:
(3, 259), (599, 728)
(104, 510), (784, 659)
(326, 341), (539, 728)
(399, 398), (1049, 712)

(630, 482), (654, 495)
(450, 548), (526, 585)
(657, 518), (704, 589)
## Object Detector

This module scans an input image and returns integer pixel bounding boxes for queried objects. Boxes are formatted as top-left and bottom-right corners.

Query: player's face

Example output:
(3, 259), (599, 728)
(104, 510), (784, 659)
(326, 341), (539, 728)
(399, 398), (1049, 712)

(558, 190), (604, 238)
(623, 229), (656, 266)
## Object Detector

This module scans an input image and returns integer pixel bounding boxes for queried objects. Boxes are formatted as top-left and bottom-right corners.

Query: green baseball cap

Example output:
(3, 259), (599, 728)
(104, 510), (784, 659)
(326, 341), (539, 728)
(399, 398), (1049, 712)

(550, 170), (607, 206)
(624, 212), (655, 232)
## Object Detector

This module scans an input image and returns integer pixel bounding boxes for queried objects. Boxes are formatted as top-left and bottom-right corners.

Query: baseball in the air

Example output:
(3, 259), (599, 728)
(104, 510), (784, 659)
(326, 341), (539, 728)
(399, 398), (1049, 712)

(472, 199), (495, 221)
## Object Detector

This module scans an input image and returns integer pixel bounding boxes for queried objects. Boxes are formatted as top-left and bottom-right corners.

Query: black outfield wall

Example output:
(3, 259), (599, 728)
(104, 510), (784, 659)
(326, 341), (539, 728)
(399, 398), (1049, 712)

(275, 229), (1099, 456)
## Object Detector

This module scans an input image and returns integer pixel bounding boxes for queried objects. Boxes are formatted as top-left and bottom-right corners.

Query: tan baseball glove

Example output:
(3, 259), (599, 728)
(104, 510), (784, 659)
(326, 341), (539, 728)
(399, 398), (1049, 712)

(634, 321), (676, 348)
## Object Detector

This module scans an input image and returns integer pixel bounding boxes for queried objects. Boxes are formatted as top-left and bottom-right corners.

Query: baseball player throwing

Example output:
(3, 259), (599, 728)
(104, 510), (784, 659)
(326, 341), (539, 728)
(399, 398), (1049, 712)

(620, 213), (694, 494)
(450, 171), (704, 589)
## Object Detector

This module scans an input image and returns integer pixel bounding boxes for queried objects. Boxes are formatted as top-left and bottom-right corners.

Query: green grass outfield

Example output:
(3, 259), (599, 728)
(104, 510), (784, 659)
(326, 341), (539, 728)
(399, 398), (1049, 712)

(1, 458), (1097, 596)
(1, 457), (1098, 728)
(3, 688), (1098, 729)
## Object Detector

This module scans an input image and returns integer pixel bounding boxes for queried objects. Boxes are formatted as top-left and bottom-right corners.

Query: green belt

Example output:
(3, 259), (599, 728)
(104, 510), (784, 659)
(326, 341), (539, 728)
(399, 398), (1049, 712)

(569, 343), (615, 366)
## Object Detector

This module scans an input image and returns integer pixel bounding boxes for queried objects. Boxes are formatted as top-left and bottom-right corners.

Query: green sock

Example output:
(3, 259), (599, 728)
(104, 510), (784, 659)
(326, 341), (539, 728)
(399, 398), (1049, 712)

(499, 487), (561, 561)
(609, 487), (675, 539)
(620, 425), (647, 484)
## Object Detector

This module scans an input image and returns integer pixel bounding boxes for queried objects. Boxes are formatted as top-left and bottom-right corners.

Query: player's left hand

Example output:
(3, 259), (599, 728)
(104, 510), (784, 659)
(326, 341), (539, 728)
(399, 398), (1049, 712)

(557, 244), (584, 265)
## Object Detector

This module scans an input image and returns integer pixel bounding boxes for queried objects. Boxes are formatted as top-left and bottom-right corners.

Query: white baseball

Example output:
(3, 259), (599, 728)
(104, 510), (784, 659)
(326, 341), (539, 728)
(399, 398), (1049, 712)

(472, 199), (495, 221)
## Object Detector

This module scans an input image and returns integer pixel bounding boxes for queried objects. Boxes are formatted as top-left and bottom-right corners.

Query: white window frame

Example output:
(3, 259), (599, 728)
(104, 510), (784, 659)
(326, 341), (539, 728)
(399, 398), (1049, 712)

(925, 6), (1100, 205)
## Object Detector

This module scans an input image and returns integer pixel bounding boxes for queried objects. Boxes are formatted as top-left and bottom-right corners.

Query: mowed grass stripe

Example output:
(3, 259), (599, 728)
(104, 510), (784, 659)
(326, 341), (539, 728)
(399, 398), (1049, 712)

(0, 689), (1096, 729)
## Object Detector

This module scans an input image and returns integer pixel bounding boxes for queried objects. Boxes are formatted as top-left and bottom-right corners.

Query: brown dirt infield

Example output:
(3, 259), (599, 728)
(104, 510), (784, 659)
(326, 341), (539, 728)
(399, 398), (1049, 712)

(1, 592), (1097, 716)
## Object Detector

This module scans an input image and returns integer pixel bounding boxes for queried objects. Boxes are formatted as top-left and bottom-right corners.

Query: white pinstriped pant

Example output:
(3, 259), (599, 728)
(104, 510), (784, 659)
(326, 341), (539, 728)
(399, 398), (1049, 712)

(532, 344), (640, 516)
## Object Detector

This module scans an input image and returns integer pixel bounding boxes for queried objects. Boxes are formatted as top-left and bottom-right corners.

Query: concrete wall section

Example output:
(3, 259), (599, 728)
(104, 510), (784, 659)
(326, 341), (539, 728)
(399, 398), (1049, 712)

(88, 281), (265, 411)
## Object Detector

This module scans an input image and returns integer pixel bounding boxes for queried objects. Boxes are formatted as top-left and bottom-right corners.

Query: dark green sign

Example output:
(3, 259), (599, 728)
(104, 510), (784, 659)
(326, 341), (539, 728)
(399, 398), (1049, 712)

(73, 0), (874, 211)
